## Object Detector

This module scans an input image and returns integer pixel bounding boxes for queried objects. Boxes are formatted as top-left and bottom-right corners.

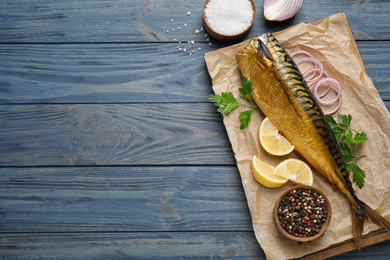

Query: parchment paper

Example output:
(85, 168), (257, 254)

(204, 13), (390, 259)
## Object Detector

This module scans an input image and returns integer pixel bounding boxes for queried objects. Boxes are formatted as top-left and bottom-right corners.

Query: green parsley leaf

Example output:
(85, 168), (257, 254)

(339, 142), (353, 163)
(327, 114), (368, 189)
(352, 164), (366, 189)
(326, 115), (338, 128)
(207, 92), (239, 114)
(239, 77), (254, 101)
(353, 132), (368, 145)
(337, 114), (352, 127)
(239, 109), (253, 129)
(208, 77), (258, 129)
(326, 115), (345, 141)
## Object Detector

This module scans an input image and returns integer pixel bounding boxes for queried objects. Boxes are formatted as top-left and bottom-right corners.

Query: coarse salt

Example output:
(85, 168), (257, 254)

(204, 0), (253, 35)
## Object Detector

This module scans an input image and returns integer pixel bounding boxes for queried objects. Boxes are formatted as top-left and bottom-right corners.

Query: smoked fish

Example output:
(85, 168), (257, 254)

(235, 32), (390, 248)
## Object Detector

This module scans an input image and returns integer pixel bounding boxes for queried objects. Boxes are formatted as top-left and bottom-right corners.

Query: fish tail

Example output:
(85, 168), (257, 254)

(351, 198), (390, 248)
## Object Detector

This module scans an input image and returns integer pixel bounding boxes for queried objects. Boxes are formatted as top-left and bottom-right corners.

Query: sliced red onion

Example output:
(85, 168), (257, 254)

(303, 67), (328, 83)
(295, 57), (324, 81)
(292, 49), (343, 115)
(263, 0), (303, 22)
(313, 77), (342, 105)
(291, 50), (314, 59)
(323, 96), (342, 116)
(309, 76), (335, 98)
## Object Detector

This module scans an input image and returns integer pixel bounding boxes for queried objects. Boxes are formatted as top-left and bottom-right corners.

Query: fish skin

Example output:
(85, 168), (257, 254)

(235, 32), (390, 248)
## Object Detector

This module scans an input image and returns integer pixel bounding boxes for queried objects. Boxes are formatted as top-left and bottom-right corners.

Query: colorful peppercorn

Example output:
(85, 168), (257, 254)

(277, 188), (328, 238)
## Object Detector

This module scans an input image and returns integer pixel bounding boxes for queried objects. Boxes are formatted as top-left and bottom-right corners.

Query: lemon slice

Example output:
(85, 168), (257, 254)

(273, 159), (313, 186)
(251, 155), (288, 188)
(259, 117), (294, 156)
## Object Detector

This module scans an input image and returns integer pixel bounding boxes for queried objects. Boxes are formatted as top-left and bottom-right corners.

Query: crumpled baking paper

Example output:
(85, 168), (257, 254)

(204, 13), (390, 259)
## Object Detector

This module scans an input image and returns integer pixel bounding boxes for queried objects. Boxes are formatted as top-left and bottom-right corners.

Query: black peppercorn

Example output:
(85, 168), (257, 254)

(277, 188), (328, 238)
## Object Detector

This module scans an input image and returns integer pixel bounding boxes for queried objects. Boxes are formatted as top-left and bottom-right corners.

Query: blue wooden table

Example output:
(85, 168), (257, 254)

(0, 0), (389, 259)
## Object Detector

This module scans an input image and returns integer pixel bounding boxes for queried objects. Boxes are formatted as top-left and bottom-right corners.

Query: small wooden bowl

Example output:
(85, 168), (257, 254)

(273, 185), (332, 243)
(202, 0), (256, 42)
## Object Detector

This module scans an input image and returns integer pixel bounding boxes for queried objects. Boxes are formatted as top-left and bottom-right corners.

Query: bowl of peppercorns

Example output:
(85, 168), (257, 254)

(274, 185), (332, 243)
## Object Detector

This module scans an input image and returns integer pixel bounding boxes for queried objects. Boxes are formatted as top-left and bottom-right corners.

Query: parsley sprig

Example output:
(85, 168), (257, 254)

(326, 114), (368, 189)
(208, 77), (258, 129)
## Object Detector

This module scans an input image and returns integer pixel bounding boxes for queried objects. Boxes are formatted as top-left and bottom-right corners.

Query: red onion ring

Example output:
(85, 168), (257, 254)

(303, 67), (328, 83)
(291, 50), (315, 59)
(313, 77), (342, 105)
(309, 79), (336, 98)
(323, 96), (342, 116)
(295, 57), (324, 81)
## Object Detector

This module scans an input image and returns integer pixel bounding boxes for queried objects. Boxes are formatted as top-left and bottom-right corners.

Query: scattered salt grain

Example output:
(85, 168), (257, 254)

(171, 19), (174, 23)
(204, 0), (253, 35)
(183, 48), (187, 52)
(190, 40), (195, 45)
(178, 27), (181, 30)
(209, 42), (212, 46)
(166, 30), (169, 33)
(184, 23), (187, 27)
(172, 28), (175, 31)
(195, 29), (200, 34)
(187, 11), (191, 16)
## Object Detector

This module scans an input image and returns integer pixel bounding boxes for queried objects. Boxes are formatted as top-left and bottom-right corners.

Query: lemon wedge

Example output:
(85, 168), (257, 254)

(259, 117), (294, 156)
(251, 155), (288, 188)
(273, 159), (313, 186)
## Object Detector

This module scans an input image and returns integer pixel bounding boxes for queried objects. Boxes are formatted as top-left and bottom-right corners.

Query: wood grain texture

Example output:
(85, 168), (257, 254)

(1, 102), (389, 167)
(0, 43), (216, 104)
(1, 232), (390, 259)
(1, 0), (389, 259)
(0, 231), (390, 260)
(0, 41), (389, 104)
(0, 232), (264, 259)
(0, 166), (251, 232)
(0, 103), (235, 166)
(1, 0), (390, 43)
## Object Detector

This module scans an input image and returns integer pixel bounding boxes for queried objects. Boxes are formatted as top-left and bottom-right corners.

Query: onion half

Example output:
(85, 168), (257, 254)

(263, 0), (303, 22)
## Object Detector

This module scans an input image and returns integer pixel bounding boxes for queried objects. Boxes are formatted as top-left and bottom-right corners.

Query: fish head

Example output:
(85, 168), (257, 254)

(257, 33), (274, 62)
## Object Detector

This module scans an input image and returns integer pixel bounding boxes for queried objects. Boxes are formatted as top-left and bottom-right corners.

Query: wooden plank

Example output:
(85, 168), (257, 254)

(0, 41), (389, 104)
(328, 240), (390, 260)
(305, 229), (390, 260)
(0, 232), (389, 259)
(359, 41), (390, 101)
(0, 103), (235, 166)
(0, 166), (252, 232)
(0, 232), (264, 259)
(1, 0), (390, 43)
(1, 102), (389, 167)
(0, 43), (216, 104)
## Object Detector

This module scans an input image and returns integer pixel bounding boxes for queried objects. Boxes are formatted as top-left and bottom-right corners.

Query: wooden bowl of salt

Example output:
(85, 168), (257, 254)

(203, 0), (256, 42)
